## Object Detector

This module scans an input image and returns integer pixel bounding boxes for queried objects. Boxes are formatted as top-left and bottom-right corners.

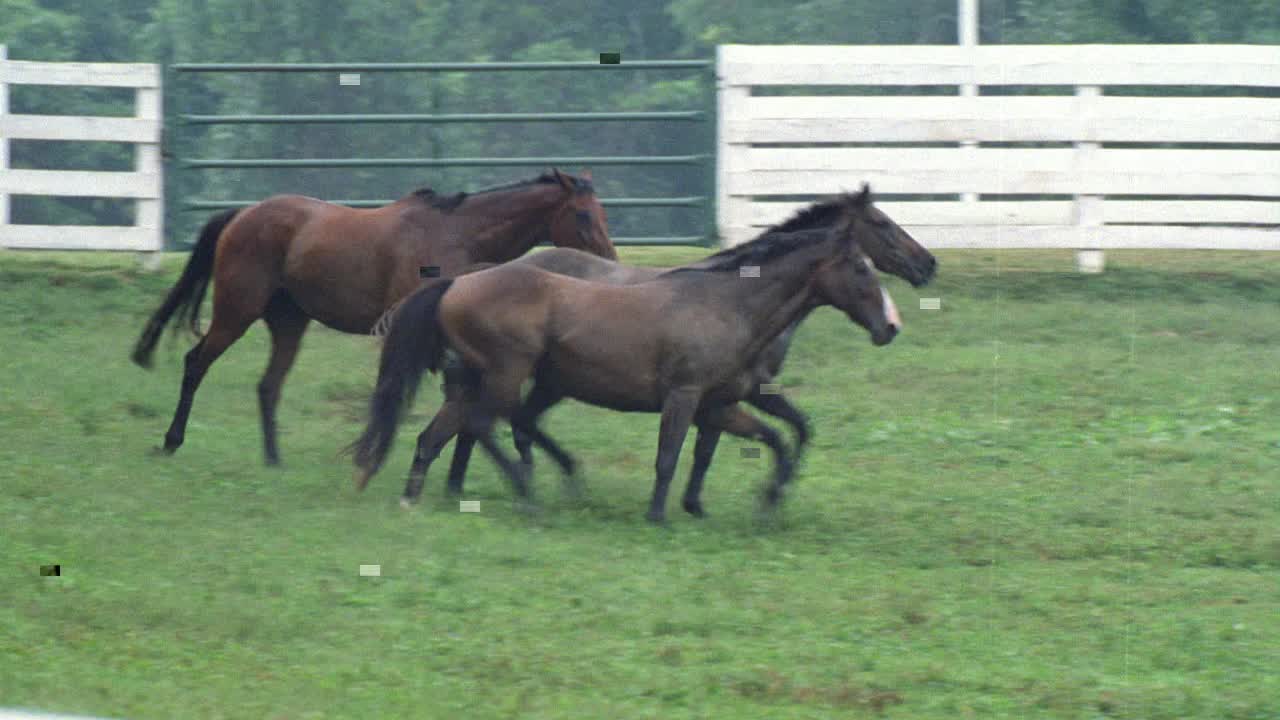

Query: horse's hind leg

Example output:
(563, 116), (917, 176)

(466, 367), (535, 507)
(681, 425), (723, 518)
(161, 303), (259, 455)
(403, 398), (466, 506)
(441, 357), (481, 495)
(465, 405), (533, 507)
(510, 381), (579, 495)
(258, 291), (310, 466)
(746, 388), (810, 466)
(445, 433), (476, 495)
(703, 404), (792, 511)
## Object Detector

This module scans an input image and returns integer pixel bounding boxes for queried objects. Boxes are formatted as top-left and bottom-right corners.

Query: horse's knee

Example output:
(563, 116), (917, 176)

(464, 410), (495, 437)
(757, 424), (783, 449)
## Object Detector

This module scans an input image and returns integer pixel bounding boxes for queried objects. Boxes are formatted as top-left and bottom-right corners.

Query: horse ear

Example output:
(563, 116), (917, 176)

(551, 168), (574, 190)
(855, 183), (871, 207)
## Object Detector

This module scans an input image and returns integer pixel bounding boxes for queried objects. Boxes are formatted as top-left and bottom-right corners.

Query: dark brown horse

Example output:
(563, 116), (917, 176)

(352, 189), (903, 523)
(131, 169), (615, 465)
(389, 186), (936, 516)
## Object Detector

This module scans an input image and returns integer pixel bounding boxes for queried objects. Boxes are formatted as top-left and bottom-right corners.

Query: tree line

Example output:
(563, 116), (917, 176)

(2, 0), (1277, 246)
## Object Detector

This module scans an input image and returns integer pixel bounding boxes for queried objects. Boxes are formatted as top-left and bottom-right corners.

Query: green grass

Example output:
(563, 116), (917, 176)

(2, 247), (1277, 719)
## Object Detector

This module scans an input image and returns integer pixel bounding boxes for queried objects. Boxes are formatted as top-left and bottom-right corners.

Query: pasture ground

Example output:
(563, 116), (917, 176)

(2, 246), (1277, 719)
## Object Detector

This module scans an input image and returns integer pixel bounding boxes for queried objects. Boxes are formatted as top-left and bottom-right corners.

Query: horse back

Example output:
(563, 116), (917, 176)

(216, 195), (375, 258)
(514, 247), (666, 284)
(438, 265), (558, 370)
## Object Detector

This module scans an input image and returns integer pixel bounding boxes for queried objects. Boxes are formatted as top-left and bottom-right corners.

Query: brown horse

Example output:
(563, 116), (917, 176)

(352, 189), (903, 523)
(131, 169), (615, 465)
(398, 188), (935, 516)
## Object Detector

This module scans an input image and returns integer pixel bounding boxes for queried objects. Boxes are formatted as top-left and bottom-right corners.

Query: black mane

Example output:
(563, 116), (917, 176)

(661, 198), (850, 275)
(665, 226), (833, 275)
(765, 198), (846, 234)
(410, 171), (593, 213)
(410, 186), (467, 212)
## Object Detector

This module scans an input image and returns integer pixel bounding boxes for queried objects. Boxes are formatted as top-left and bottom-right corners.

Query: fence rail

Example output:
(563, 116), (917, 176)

(183, 196), (704, 211)
(181, 155), (706, 169)
(174, 59), (716, 246)
(0, 46), (163, 253)
(171, 60), (709, 72)
(179, 111), (704, 124)
(716, 44), (1280, 252)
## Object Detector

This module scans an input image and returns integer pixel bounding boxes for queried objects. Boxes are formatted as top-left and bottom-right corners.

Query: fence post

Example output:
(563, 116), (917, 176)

(716, 46), (751, 248)
(136, 68), (163, 270)
(1, 45), (10, 248)
(958, 0), (979, 209)
(703, 63), (718, 247)
(1074, 84), (1104, 273)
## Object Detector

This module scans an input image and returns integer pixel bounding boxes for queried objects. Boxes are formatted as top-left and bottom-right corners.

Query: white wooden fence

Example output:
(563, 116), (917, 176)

(0, 46), (163, 253)
(716, 44), (1280, 258)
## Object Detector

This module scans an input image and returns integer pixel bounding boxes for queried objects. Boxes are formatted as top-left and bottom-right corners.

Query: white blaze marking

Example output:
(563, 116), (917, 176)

(881, 288), (901, 328)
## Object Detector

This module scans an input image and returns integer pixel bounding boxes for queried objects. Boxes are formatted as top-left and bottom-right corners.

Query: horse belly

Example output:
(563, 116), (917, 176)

(541, 341), (662, 412)
(286, 281), (383, 334)
(703, 373), (756, 406)
(283, 237), (393, 333)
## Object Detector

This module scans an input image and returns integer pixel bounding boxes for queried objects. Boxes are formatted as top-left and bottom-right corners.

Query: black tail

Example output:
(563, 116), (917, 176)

(348, 278), (456, 477)
(131, 208), (240, 368)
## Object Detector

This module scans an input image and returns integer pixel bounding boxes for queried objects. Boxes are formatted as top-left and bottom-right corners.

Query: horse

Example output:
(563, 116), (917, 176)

(391, 186), (936, 516)
(351, 188), (903, 523)
(130, 169), (615, 466)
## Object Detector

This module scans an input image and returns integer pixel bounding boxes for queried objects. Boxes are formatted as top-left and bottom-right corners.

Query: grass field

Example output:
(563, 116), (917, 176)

(2, 246), (1277, 719)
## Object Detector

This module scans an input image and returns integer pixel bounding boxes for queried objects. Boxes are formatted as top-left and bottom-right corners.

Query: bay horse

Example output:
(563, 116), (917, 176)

(390, 186), (936, 516)
(351, 189), (903, 523)
(131, 169), (615, 465)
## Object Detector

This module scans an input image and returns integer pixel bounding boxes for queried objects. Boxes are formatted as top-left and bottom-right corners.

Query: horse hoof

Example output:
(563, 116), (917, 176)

(399, 497), (416, 510)
(563, 476), (587, 501)
(682, 500), (707, 518)
(763, 487), (785, 507)
(353, 469), (373, 492)
(754, 503), (785, 530)
(264, 456), (281, 467)
(645, 510), (668, 525)
(151, 445), (175, 457)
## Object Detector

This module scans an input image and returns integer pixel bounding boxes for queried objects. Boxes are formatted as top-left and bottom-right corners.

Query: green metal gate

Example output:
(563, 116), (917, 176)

(169, 60), (715, 247)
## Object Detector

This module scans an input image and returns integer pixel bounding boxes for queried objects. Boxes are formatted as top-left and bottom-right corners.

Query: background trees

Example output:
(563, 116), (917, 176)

(3, 0), (1277, 245)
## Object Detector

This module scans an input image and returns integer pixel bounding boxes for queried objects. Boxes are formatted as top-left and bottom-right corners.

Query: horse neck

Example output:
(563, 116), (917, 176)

(736, 289), (819, 372)
(759, 318), (805, 377)
(455, 184), (564, 263)
(617, 265), (664, 283)
(681, 241), (829, 364)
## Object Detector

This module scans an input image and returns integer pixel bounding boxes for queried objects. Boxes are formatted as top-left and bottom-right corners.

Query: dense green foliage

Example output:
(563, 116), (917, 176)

(3, 248), (1278, 717)
(2, 1), (1278, 244)
(3, 6), (1278, 712)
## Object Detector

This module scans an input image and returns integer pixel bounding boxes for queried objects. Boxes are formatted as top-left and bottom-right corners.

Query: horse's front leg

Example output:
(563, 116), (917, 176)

(648, 387), (701, 524)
